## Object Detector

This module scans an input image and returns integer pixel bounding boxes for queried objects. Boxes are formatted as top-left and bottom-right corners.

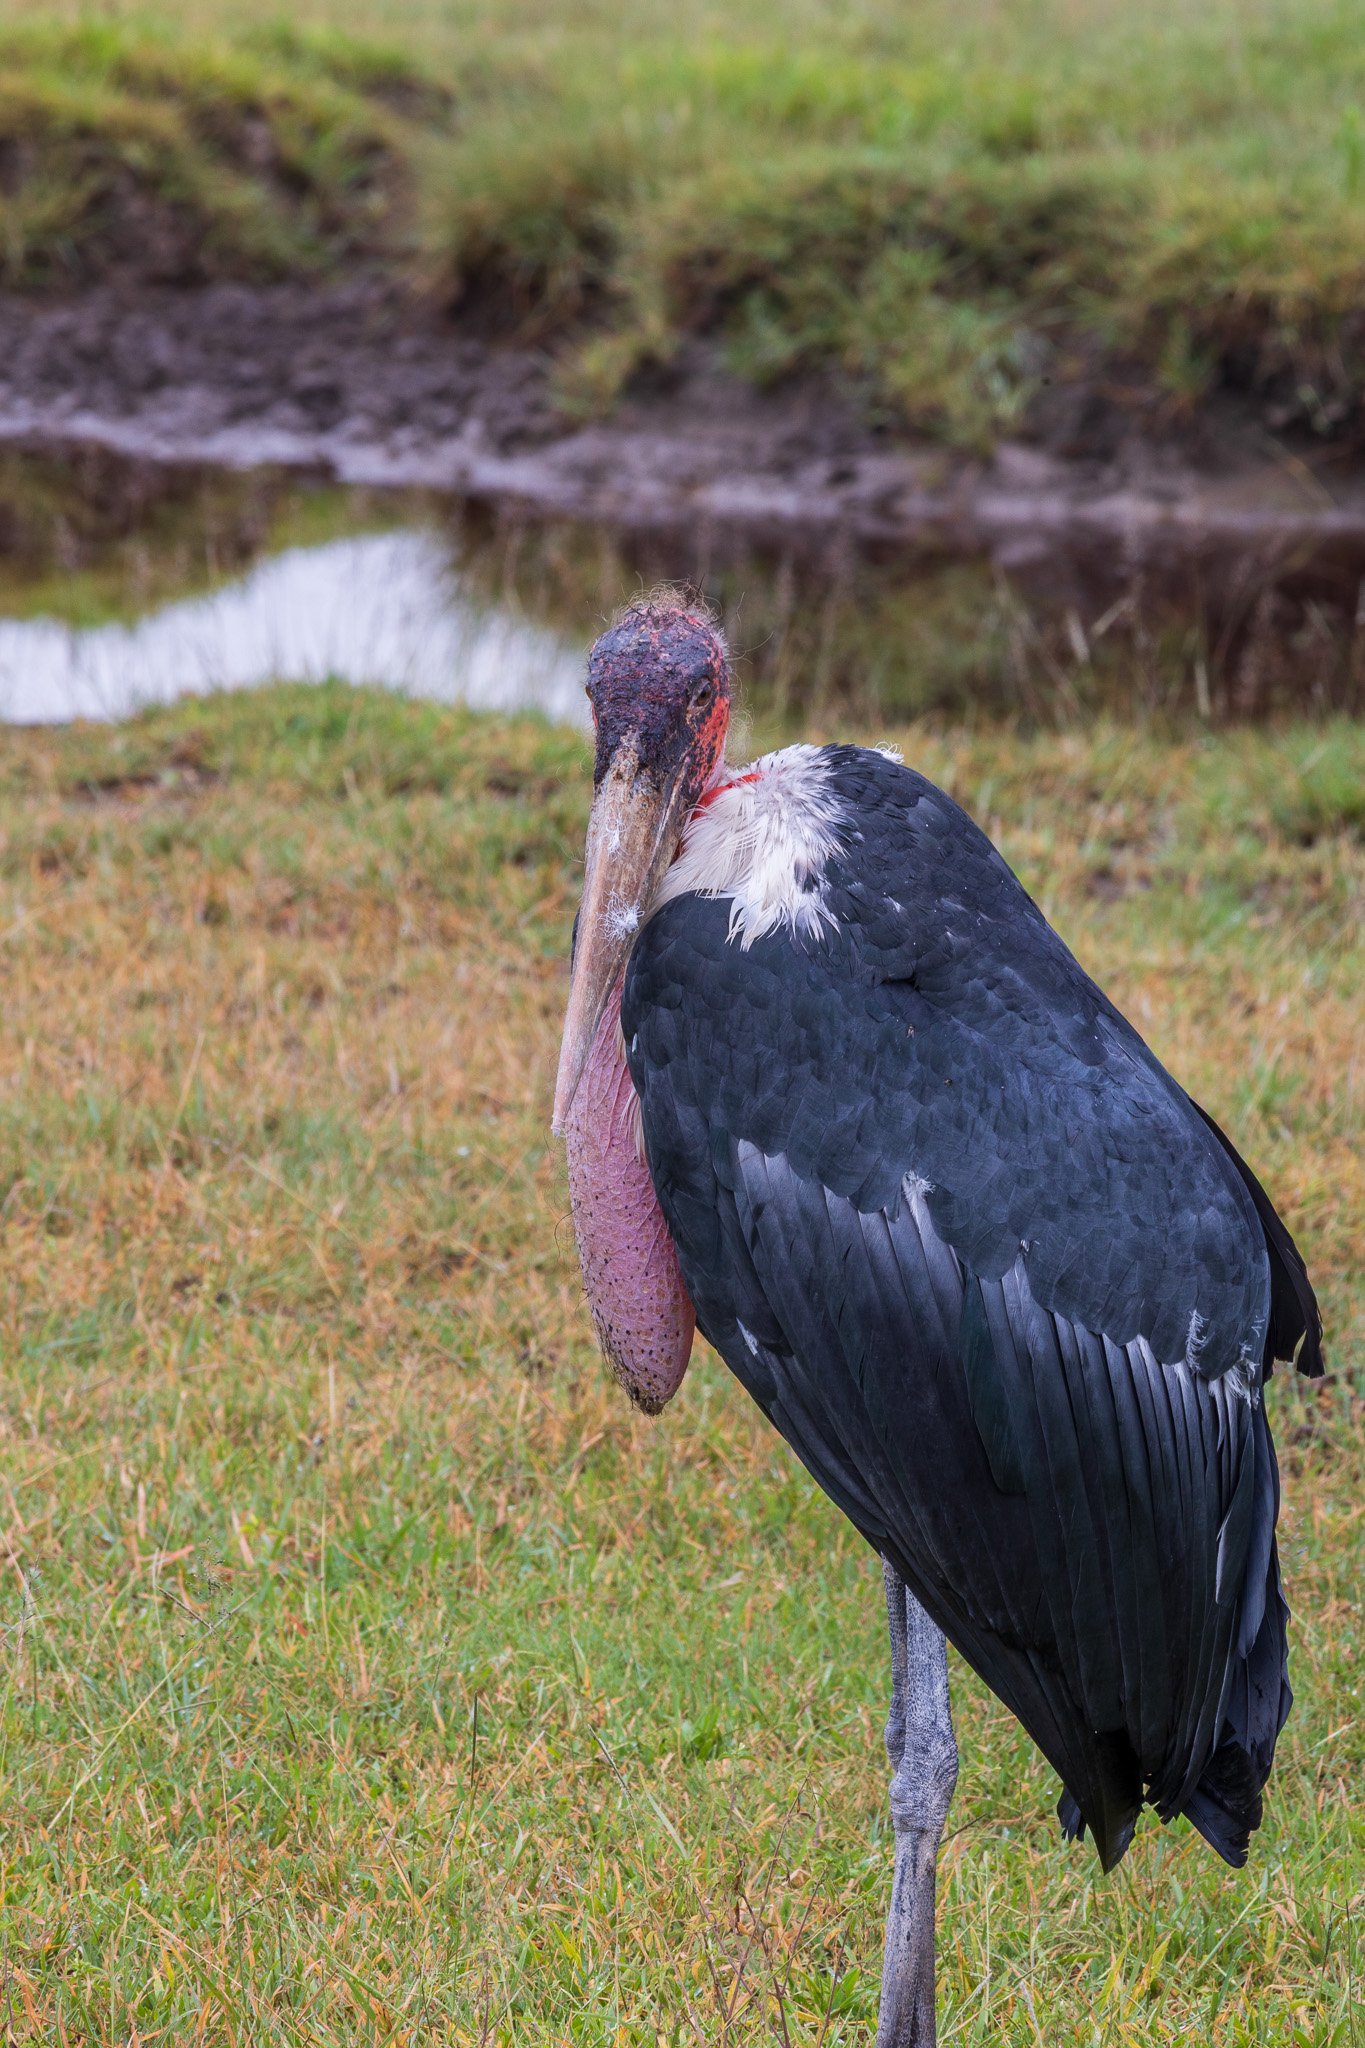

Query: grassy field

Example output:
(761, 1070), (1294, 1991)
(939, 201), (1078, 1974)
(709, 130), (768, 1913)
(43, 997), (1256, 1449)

(0, 681), (1358, 2042)
(6, 0), (1365, 445)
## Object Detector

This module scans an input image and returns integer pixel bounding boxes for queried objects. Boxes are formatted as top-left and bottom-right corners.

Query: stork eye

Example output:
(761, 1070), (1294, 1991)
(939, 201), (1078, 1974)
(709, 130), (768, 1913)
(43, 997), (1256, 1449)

(689, 680), (714, 710)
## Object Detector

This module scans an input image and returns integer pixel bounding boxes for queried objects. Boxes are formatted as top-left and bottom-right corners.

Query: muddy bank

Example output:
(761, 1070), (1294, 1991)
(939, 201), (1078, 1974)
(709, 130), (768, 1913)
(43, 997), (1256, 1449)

(6, 285), (1365, 603)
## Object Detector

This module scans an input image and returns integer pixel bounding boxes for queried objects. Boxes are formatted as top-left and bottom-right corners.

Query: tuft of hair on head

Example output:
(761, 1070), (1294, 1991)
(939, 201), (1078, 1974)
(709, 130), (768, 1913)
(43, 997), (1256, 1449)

(607, 584), (726, 650)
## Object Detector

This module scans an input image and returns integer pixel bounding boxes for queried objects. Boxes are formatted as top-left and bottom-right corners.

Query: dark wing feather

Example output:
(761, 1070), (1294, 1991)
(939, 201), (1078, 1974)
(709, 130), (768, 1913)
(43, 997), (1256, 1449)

(624, 745), (1311, 1866)
(1189, 1099), (1325, 1377)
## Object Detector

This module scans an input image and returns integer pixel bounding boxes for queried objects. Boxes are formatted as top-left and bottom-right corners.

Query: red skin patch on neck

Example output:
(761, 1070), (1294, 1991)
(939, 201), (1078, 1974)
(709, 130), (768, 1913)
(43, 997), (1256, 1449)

(694, 768), (760, 813)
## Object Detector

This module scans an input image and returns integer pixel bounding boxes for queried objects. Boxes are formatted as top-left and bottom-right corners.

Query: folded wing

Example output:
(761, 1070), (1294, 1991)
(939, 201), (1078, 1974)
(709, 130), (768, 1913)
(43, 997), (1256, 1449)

(624, 746), (1318, 1866)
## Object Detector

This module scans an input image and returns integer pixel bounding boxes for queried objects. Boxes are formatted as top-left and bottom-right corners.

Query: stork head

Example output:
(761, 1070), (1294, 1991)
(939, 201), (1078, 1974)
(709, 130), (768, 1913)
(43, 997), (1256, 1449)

(552, 598), (730, 1132)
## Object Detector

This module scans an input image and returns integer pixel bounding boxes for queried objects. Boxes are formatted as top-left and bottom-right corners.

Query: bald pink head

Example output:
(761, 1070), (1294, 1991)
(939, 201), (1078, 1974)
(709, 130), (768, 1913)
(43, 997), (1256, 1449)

(586, 598), (731, 805)
(554, 599), (732, 1137)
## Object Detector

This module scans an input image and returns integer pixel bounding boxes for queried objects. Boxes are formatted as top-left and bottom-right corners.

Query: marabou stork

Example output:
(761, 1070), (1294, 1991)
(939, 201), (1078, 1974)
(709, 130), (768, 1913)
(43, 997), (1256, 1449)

(551, 597), (1322, 2045)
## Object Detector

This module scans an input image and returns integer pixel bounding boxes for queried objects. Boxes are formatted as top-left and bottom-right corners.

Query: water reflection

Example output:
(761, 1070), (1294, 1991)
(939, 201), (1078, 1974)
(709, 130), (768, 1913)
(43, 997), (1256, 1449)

(1, 441), (1360, 728)
(0, 530), (590, 728)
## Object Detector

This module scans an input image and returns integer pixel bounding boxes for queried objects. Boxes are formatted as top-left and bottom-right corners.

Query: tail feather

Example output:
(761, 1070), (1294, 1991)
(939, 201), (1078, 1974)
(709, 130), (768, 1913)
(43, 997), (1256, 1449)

(1060, 1451), (1292, 1871)
(1054, 1730), (1141, 1870)
(1182, 1748), (1264, 1868)
(1184, 1523), (1291, 1867)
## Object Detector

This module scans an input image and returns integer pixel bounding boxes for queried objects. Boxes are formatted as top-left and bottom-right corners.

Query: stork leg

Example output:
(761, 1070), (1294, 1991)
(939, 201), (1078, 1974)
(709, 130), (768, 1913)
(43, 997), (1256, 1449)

(875, 1561), (958, 2048)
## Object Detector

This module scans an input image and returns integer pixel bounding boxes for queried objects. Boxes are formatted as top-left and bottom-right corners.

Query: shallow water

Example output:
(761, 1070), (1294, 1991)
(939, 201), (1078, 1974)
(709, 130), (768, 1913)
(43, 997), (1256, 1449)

(0, 525), (589, 728)
(0, 443), (1360, 727)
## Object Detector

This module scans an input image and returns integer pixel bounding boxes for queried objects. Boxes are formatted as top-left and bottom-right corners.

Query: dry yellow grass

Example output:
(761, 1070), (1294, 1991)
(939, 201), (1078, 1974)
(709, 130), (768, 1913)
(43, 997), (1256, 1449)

(0, 684), (1358, 2042)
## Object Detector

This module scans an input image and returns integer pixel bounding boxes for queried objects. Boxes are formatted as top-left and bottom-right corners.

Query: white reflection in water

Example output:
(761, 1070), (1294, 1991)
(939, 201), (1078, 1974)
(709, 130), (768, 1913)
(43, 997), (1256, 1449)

(0, 531), (590, 728)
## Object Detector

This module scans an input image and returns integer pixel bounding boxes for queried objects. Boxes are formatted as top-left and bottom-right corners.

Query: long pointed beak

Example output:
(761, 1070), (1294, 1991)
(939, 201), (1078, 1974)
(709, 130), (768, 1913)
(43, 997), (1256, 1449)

(552, 742), (692, 1134)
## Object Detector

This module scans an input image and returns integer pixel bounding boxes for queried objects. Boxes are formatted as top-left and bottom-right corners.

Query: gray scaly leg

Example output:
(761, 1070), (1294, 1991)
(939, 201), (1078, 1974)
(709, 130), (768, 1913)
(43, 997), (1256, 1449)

(875, 1561), (958, 2048)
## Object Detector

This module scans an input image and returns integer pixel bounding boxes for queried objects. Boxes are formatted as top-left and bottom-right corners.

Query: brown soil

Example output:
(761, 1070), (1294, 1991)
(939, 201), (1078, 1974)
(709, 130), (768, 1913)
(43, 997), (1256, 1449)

(3, 281), (1365, 619)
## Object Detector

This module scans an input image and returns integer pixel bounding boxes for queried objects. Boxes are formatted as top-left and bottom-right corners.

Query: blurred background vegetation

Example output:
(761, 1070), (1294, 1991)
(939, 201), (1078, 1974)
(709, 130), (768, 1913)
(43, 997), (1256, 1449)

(4, 0), (1365, 447)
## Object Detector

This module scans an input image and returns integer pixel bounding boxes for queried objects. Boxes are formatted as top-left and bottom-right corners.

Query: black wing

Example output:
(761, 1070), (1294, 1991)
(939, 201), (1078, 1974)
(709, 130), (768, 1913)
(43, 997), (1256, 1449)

(624, 746), (1317, 1868)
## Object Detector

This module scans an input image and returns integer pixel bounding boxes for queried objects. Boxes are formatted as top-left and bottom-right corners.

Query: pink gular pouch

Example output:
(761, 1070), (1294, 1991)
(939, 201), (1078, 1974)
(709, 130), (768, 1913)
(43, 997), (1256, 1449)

(563, 977), (695, 1412)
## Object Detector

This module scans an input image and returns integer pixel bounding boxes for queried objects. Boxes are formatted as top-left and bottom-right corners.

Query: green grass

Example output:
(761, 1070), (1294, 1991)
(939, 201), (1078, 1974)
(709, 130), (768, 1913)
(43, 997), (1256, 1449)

(7, 1), (1365, 445)
(0, 682), (1358, 2041)
(0, 17), (449, 287)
